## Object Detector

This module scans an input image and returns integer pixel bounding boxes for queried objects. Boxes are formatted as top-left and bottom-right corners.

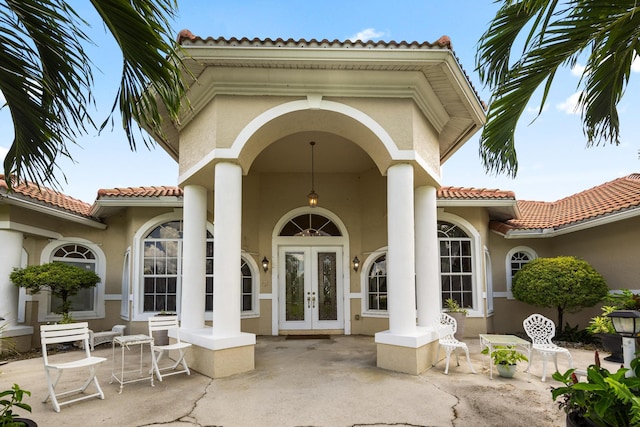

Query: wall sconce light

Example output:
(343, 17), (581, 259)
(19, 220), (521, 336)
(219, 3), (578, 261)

(262, 256), (269, 272)
(352, 256), (360, 272)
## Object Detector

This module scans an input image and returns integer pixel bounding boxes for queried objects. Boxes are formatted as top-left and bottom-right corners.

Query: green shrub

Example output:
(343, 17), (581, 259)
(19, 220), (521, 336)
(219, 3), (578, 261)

(10, 262), (100, 319)
(512, 256), (608, 333)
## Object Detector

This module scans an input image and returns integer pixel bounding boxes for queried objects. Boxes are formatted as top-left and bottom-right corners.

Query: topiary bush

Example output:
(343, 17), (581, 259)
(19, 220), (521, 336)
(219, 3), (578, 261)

(512, 256), (608, 334)
(10, 262), (100, 322)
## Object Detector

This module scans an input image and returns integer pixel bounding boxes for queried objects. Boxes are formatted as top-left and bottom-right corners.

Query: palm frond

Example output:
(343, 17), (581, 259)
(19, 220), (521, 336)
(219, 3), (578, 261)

(477, 0), (640, 176)
(90, 0), (186, 150)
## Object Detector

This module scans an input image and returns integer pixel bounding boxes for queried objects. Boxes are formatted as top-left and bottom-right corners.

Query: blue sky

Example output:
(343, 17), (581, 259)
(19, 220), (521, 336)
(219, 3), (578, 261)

(1, 0), (639, 203)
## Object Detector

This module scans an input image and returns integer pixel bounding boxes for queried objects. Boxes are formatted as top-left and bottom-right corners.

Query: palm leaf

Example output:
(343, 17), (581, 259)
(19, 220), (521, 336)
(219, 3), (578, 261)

(476, 0), (640, 177)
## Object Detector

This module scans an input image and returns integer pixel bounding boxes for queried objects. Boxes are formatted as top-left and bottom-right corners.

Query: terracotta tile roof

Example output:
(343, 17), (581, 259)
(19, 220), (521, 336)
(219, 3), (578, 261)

(438, 186), (516, 200)
(176, 34), (486, 111)
(0, 174), (92, 217)
(178, 34), (454, 50)
(97, 186), (183, 198)
(496, 174), (640, 232)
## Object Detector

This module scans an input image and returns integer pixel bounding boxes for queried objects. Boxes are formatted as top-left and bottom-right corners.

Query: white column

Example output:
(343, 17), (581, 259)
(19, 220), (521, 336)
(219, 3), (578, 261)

(181, 185), (207, 329)
(415, 185), (440, 327)
(213, 162), (242, 337)
(387, 163), (417, 335)
(0, 230), (24, 326)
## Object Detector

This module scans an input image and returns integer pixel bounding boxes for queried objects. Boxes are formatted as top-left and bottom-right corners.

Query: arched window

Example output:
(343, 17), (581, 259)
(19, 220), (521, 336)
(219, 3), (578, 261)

(366, 254), (387, 313)
(51, 244), (97, 313)
(438, 221), (473, 310)
(140, 218), (256, 317)
(279, 213), (341, 236)
(506, 247), (537, 298)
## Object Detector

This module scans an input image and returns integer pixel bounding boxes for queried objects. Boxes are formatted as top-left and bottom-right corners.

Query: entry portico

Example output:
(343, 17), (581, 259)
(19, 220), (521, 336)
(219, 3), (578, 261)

(151, 35), (485, 377)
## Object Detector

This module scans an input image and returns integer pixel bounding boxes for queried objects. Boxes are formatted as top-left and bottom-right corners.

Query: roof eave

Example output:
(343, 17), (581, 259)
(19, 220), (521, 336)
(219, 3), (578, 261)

(90, 196), (184, 217)
(0, 193), (106, 229)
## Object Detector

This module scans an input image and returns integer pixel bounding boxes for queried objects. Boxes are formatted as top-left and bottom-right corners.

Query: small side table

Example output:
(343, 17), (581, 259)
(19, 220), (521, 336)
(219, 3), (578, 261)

(110, 334), (154, 393)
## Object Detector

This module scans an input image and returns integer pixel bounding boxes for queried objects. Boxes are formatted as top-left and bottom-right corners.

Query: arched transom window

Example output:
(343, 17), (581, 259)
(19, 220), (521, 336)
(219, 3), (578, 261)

(279, 213), (341, 236)
(438, 221), (473, 310)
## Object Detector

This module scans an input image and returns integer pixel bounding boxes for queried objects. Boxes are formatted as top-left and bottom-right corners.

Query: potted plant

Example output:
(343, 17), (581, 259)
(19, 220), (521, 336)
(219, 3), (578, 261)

(551, 352), (640, 427)
(586, 305), (623, 362)
(10, 262), (100, 323)
(444, 298), (468, 340)
(0, 383), (37, 426)
(481, 345), (528, 378)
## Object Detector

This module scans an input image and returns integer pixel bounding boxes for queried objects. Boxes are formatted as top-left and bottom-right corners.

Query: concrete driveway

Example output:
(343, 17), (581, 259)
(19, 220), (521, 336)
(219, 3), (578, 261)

(0, 335), (616, 426)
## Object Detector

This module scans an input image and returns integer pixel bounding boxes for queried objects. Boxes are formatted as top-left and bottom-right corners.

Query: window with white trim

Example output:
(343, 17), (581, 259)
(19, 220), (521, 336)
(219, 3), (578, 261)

(438, 221), (473, 310)
(141, 219), (255, 315)
(367, 254), (387, 312)
(506, 247), (537, 298)
(51, 244), (97, 313)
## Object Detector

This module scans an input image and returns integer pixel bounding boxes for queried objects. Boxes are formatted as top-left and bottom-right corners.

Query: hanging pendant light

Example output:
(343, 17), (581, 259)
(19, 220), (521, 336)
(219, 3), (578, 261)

(307, 141), (318, 208)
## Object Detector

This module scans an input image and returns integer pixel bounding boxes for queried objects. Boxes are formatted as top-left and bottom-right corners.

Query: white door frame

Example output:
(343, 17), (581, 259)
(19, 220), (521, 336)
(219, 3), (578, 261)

(278, 246), (344, 330)
(270, 207), (351, 336)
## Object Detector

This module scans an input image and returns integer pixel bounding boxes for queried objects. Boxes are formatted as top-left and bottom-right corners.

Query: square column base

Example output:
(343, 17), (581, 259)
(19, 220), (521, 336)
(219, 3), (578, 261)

(173, 328), (256, 379)
(375, 328), (439, 375)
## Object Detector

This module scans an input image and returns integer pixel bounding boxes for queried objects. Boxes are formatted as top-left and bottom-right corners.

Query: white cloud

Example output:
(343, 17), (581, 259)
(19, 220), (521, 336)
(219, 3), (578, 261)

(0, 146), (7, 164)
(556, 91), (583, 115)
(349, 28), (386, 42)
(571, 63), (585, 77)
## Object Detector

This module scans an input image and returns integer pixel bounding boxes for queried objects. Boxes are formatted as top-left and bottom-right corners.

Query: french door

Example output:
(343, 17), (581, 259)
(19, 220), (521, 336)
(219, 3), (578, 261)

(279, 246), (344, 330)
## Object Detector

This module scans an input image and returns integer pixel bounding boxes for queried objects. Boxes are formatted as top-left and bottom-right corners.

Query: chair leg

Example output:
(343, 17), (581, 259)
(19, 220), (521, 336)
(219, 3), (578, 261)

(444, 348), (452, 375)
(463, 347), (477, 374)
(566, 351), (574, 369)
(541, 354), (549, 382)
(43, 368), (62, 413)
(553, 353), (559, 373)
(454, 348), (461, 367)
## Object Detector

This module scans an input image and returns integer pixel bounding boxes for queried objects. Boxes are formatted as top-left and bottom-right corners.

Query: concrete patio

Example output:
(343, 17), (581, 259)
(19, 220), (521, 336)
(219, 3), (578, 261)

(0, 335), (618, 426)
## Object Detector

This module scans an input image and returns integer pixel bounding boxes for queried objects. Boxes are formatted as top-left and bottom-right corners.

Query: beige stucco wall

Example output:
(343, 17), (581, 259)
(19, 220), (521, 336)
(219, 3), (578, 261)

(487, 216), (640, 334)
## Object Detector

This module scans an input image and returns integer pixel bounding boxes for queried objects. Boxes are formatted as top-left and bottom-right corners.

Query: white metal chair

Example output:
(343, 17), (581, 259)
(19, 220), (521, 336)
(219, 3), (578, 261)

(40, 322), (107, 412)
(433, 313), (477, 374)
(148, 316), (192, 381)
(523, 313), (573, 381)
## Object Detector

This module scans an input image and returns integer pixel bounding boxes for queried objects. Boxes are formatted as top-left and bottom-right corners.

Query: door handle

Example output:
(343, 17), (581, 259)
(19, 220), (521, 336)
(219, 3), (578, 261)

(307, 292), (311, 308)
(311, 292), (316, 308)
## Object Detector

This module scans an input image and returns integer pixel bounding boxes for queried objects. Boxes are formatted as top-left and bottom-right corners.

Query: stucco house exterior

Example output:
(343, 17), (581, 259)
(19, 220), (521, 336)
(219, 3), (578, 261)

(2, 35), (638, 378)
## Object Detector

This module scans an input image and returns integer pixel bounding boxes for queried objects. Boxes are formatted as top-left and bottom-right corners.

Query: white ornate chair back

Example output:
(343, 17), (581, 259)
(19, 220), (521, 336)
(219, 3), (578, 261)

(523, 313), (556, 346)
(438, 313), (459, 342)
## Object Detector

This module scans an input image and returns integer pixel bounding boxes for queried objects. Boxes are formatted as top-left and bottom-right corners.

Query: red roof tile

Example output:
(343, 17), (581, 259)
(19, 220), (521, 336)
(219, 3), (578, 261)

(97, 186), (183, 198)
(500, 174), (640, 231)
(438, 186), (516, 200)
(0, 175), (92, 217)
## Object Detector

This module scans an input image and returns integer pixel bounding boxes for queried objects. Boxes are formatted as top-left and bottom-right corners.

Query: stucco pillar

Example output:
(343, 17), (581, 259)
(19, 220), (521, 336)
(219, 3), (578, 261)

(0, 230), (23, 326)
(415, 185), (440, 327)
(213, 162), (242, 337)
(375, 165), (438, 375)
(176, 162), (255, 379)
(386, 163), (417, 335)
(181, 184), (207, 329)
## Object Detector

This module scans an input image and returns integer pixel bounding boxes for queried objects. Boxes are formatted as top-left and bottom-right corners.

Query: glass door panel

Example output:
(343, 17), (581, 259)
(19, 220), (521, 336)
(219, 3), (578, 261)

(279, 246), (344, 331)
(317, 251), (337, 321)
(285, 252), (306, 322)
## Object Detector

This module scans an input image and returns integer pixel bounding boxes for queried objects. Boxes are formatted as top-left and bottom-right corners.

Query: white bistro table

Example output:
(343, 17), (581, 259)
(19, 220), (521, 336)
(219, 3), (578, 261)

(479, 334), (532, 380)
(110, 334), (154, 393)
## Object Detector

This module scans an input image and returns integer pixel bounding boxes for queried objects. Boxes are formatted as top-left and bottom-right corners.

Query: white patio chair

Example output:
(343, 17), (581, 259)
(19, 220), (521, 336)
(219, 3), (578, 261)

(148, 316), (192, 381)
(523, 313), (573, 381)
(40, 322), (107, 412)
(433, 313), (477, 374)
